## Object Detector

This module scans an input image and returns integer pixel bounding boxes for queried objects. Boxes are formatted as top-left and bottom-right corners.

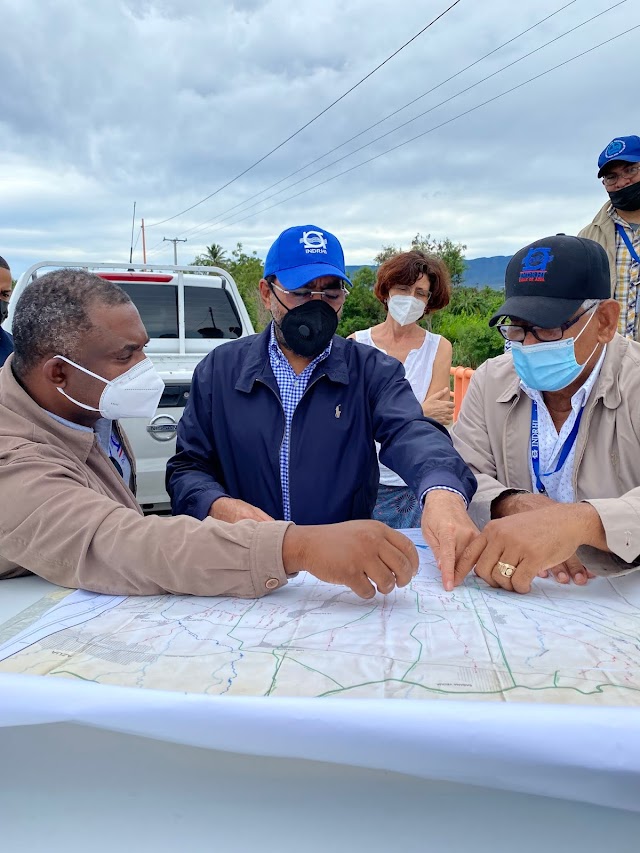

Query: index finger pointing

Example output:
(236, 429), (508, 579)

(454, 535), (487, 588)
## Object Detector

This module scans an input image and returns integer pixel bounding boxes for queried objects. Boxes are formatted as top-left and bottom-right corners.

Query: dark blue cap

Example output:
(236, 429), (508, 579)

(264, 225), (351, 291)
(597, 135), (640, 177)
(489, 235), (610, 328)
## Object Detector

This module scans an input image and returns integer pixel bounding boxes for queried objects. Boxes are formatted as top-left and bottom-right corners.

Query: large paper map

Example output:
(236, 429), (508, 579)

(1, 532), (640, 704)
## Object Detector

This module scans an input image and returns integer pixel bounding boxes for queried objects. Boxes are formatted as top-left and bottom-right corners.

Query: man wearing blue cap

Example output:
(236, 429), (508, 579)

(579, 135), (640, 340)
(167, 224), (479, 594)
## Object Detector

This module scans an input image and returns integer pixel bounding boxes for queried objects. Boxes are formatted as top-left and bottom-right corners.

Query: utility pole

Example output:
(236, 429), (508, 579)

(141, 218), (147, 264)
(163, 237), (187, 265)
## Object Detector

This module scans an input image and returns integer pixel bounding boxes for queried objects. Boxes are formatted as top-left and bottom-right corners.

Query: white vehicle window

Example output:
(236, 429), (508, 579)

(116, 282), (179, 339)
(184, 286), (242, 339)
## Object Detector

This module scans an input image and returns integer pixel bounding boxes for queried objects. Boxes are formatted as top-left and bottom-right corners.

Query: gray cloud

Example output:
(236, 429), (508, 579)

(0, 0), (634, 276)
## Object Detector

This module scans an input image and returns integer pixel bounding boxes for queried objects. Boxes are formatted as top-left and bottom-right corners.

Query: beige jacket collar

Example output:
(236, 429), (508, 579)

(1, 353), (105, 465)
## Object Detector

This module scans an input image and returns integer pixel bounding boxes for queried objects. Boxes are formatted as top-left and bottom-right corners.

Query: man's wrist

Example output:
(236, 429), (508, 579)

(571, 502), (607, 550)
(282, 525), (306, 574)
(422, 487), (467, 509)
(208, 495), (232, 518)
(491, 490), (552, 519)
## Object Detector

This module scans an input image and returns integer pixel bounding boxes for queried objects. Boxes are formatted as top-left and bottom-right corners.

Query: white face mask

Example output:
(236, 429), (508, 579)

(387, 295), (426, 326)
(55, 355), (165, 419)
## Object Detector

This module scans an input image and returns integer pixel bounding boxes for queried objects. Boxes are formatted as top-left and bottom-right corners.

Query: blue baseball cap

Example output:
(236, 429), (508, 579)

(263, 225), (351, 291)
(597, 135), (640, 178)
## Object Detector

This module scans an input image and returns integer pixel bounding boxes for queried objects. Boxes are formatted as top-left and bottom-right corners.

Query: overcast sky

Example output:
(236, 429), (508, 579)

(0, 0), (634, 278)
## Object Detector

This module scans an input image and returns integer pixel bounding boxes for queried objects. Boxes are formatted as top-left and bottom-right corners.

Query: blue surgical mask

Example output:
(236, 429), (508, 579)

(510, 308), (599, 392)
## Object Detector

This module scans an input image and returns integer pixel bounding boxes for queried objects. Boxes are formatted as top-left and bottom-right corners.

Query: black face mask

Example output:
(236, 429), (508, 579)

(608, 180), (640, 212)
(274, 297), (338, 359)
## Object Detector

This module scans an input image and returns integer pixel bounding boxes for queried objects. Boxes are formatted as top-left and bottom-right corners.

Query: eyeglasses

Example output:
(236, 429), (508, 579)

(390, 284), (432, 302)
(601, 163), (640, 188)
(271, 282), (348, 306)
(496, 303), (598, 343)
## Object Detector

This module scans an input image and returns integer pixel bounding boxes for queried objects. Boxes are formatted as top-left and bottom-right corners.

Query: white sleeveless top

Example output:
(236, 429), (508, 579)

(355, 327), (441, 487)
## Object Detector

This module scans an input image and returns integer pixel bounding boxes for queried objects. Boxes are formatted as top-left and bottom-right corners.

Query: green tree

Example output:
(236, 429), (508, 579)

(337, 266), (384, 338)
(193, 243), (228, 267)
(409, 233), (467, 286)
(373, 233), (467, 286)
(190, 242), (263, 330)
(225, 243), (264, 331)
(374, 245), (401, 265)
(431, 286), (505, 368)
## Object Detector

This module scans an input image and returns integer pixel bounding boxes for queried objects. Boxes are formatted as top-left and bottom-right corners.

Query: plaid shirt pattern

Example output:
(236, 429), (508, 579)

(268, 324), (332, 520)
(609, 207), (640, 338)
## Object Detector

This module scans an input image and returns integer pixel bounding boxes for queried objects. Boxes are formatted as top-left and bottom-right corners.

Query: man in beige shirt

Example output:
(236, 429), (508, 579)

(0, 269), (419, 599)
(451, 235), (640, 594)
(578, 135), (640, 339)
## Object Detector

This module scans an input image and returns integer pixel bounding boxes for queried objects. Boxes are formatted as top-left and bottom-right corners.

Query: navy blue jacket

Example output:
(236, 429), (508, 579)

(0, 329), (13, 368)
(167, 327), (476, 524)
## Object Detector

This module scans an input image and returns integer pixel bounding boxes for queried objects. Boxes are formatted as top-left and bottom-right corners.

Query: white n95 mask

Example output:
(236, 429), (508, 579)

(55, 355), (165, 419)
(387, 295), (426, 326)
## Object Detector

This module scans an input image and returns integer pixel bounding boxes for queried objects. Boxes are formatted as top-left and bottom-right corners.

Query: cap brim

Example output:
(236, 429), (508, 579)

(275, 263), (352, 290)
(488, 295), (585, 328)
(597, 154), (640, 178)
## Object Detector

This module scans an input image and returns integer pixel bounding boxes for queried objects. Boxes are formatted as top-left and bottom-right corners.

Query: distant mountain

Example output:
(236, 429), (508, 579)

(346, 256), (511, 291)
(462, 256), (511, 290)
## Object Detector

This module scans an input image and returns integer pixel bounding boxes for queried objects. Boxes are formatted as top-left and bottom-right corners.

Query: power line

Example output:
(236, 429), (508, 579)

(177, 0), (580, 242)
(198, 25), (639, 237)
(178, 0), (627, 242)
(145, 0), (464, 229)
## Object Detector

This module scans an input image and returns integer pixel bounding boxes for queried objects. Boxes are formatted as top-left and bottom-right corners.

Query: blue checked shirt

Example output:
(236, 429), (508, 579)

(268, 324), (465, 521)
(268, 324), (332, 520)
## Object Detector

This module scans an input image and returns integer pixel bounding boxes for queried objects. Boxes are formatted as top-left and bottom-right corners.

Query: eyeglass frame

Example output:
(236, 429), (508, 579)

(496, 302), (599, 343)
(388, 283), (432, 303)
(601, 162), (640, 188)
(268, 279), (348, 305)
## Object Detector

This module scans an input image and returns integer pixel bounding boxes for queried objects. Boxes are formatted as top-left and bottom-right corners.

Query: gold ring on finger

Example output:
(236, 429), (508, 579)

(496, 561), (517, 578)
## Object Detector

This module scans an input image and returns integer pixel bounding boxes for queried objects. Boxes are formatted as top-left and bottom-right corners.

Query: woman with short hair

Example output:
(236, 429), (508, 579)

(349, 251), (453, 528)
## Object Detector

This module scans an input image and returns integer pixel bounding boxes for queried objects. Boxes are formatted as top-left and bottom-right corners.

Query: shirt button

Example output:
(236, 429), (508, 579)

(265, 578), (280, 590)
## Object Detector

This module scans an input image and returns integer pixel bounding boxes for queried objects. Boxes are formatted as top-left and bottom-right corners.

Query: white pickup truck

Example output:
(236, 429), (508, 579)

(6, 262), (255, 512)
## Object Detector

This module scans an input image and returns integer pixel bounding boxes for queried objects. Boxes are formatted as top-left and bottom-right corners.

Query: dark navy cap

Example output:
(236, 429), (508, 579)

(489, 235), (610, 328)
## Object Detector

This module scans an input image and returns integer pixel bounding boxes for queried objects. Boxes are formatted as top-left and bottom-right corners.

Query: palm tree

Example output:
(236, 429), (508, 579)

(204, 243), (228, 267)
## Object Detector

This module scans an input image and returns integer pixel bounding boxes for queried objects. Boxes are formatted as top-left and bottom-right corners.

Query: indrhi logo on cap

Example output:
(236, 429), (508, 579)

(605, 139), (626, 160)
(300, 230), (328, 254)
(519, 247), (554, 283)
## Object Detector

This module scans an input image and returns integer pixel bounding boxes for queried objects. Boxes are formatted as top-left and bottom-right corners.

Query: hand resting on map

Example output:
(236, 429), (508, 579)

(282, 520), (419, 599)
(492, 491), (595, 586)
(452, 502), (609, 594)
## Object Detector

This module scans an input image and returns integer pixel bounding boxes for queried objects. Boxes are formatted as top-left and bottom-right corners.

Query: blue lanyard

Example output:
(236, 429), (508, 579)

(530, 401), (584, 495)
(616, 223), (640, 265)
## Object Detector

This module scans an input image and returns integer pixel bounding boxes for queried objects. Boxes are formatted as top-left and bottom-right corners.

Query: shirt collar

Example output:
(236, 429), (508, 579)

(608, 205), (633, 230)
(520, 344), (607, 410)
(46, 410), (93, 432)
(45, 410), (112, 436)
(268, 321), (333, 372)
